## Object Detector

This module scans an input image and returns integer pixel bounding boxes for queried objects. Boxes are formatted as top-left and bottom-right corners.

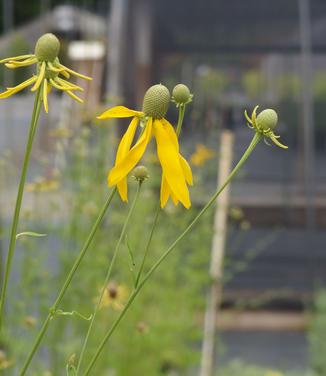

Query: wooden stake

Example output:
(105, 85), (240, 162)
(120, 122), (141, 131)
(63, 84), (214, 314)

(200, 129), (235, 376)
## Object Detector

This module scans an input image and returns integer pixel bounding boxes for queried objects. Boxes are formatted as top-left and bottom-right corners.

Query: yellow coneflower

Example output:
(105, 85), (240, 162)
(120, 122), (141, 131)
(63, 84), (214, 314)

(98, 282), (129, 311)
(0, 33), (92, 113)
(190, 143), (215, 167)
(97, 84), (193, 208)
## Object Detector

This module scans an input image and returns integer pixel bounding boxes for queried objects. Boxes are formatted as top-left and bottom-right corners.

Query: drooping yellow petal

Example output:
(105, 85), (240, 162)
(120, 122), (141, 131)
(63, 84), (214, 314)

(49, 78), (64, 91)
(113, 117), (139, 202)
(43, 79), (49, 113)
(97, 106), (143, 120)
(160, 176), (170, 208)
(0, 54), (34, 64)
(57, 63), (92, 80)
(160, 118), (179, 150)
(153, 119), (190, 209)
(5, 57), (37, 68)
(56, 77), (84, 91)
(66, 90), (83, 103)
(47, 61), (64, 72)
(108, 118), (152, 186)
(179, 155), (193, 185)
(31, 61), (46, 92)
(0, 76), (37, 98)
(161, 118), (193, 185)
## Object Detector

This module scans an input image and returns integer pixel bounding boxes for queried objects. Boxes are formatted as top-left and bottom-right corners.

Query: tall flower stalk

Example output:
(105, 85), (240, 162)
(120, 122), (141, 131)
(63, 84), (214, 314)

(77, 176), (144, 373)
(0, 33), (91, 329)
(20, 188), (116, 375)
(0, 88), (42, 329)
(82, 108), (287, 374)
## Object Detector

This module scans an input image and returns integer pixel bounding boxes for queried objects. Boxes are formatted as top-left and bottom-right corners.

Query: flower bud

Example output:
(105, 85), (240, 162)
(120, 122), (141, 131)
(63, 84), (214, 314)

(35, 33), (60, 62)
(132, 165), (149, 182)
(256, 109), (278, 131)
(172, 84), (192, 105)
(142, 84), (170, 119)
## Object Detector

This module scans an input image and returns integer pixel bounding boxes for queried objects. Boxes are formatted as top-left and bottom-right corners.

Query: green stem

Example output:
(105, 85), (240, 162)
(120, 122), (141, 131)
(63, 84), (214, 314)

(83, 132), (262, 375)
(176, 104), (186, 137)
(20, 188), (117, 375)
(134, 204), (160, 288)
(0, 88), (42, 330)
(77, 182), (143, 374)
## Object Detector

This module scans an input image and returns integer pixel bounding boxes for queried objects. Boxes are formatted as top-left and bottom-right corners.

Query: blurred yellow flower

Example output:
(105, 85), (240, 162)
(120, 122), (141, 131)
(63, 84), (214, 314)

(0, 33), (91, 113)
(49, 127), (73, 139)
(0, 351), (13, 370)
(26, 177), (60, 193)
(190, 144), (214, 167)
(98, 282), (129, 311)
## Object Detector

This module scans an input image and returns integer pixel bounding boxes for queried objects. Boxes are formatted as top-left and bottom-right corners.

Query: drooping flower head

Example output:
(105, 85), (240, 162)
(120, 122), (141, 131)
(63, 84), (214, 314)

(97, 84), (193, 208)
(0, 33), (92, 112)
(245, 106), (288, 149)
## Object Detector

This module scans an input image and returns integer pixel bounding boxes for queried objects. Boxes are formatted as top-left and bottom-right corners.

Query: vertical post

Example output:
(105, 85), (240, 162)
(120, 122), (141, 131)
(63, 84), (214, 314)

(133, 0), (153, 106)
(106, 0), (129, 101)
(200, 130), (234, 376)
(298, 0), (315, 229)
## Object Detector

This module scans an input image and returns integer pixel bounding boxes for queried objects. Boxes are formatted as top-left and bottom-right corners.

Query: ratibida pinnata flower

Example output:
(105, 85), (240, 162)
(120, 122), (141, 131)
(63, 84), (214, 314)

(97, 84), (193, 208)
(0, 33), (92, 112)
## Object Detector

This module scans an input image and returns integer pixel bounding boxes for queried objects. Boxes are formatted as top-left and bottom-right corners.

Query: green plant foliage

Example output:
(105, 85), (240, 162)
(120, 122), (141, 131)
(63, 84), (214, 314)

(308, 290), (326, 376)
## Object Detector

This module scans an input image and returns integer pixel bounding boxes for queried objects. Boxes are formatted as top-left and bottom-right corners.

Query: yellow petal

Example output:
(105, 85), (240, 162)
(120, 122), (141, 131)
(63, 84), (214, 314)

(117, 179), (128, 202)
(179, 155), (193, 185)
(97, 106), (143, 120)
(31, 61), (46, 92)
(0, 54), (34, 64)
(56, 77), (84, 91)
(57, 63), (92, 80)
(160, 176), (180, 207)
(65, 90), (83, 103)
(116, 117), (139, 163)
(153, 120), (190, 209)
(43, 79), (49, 113)
(161, 118), (193, 185)
(160, 118), (179, 150)
(0, 76), (37, 98)
(108, 118), (152, 186)
(114, 117), (139, 202)
(160, 176), (170, 208)
(5, 57), (37, 68)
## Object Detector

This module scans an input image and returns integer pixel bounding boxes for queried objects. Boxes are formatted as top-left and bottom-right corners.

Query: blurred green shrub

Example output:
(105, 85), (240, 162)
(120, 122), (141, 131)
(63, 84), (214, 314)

(308, 290), (326, 376)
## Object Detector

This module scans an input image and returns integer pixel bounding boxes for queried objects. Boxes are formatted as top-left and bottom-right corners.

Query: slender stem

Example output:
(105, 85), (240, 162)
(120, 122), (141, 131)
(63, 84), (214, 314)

(176, 104), (186, 137)
(20, 188), (117, 375)
(134, 204), (160, 288)
(0, 88), (42, 330)
(77, 182), (142, 374)
(83, 132), (262, 375)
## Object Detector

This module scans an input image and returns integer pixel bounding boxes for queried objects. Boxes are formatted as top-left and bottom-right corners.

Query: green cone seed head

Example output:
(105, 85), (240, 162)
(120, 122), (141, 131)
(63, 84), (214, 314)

(142, 84), (170, 119)
(172, 84), (191, 104)
(256, 109), (278, 131)
(132, 165), (149, 182)
(35, 33), (60, 62)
